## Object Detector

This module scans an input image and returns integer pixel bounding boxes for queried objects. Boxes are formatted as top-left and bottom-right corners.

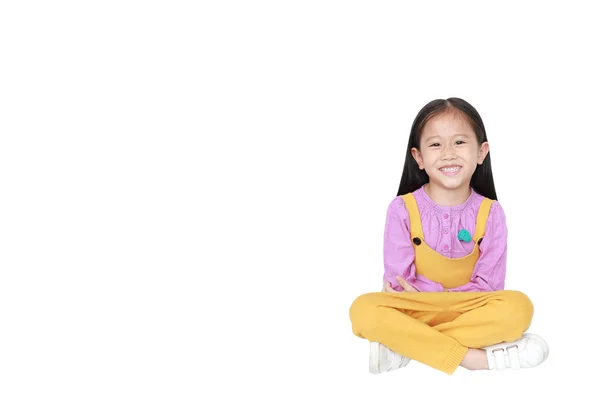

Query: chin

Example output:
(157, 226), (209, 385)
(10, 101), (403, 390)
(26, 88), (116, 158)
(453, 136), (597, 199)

(431, 178), (467, 191)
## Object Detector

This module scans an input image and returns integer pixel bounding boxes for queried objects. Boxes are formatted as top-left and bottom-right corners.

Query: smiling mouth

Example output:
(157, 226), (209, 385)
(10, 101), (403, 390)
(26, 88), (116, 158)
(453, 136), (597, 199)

(440, 166), (461, 176)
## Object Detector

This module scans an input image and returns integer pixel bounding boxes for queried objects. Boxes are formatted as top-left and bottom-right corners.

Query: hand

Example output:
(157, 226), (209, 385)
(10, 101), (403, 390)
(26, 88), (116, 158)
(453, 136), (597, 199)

(382, 276), (420, 293)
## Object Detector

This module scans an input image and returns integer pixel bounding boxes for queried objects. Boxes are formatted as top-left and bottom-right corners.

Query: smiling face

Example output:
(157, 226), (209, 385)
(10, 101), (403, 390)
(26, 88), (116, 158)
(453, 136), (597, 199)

(411, 110), (489, 194)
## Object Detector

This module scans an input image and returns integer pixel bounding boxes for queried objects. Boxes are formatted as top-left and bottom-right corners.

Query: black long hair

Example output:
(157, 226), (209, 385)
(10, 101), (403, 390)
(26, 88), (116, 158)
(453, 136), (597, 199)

(396, 97), (498, 200)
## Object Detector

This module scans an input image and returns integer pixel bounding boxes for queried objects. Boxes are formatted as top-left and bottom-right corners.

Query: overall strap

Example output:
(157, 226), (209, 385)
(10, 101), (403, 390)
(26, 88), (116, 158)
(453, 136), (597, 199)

(474, 198), (495, 244)
(400, 193), (424, 241)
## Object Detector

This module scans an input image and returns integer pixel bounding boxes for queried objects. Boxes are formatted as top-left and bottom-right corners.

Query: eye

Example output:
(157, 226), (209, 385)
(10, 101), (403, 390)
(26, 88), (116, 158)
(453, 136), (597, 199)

(455, 140), (465, 145)
(429, 143), (440, 147)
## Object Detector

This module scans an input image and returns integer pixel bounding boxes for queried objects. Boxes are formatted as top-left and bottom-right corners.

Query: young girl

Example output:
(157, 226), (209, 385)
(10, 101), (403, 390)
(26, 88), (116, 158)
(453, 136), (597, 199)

(349, 97), (549, 375)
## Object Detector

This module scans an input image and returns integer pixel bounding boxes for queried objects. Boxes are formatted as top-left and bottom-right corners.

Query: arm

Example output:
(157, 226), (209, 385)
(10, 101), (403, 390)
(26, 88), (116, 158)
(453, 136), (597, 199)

(446, 201), (507, 292)
(383, 197), (444, 292)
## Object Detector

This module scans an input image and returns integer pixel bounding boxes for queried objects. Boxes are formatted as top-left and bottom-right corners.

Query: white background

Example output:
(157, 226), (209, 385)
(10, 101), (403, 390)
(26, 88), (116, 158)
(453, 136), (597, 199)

(1, 1), (598, 399)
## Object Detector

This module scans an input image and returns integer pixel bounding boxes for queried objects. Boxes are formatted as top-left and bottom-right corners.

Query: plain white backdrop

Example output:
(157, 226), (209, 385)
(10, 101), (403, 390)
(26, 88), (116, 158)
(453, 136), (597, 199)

(1, 1), (598, 399)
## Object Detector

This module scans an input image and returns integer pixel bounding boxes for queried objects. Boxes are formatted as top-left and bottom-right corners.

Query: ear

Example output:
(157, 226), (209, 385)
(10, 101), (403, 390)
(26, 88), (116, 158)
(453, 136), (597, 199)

(411, 147), (424, 170)
(477, 142), (490, 164)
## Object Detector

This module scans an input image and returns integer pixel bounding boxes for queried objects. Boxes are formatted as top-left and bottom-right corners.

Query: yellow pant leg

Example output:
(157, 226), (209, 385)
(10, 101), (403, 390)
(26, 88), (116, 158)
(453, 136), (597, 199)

(432, 290), (534, 348)
(348, 290), (534, 375)
(349, 292), (468, 375)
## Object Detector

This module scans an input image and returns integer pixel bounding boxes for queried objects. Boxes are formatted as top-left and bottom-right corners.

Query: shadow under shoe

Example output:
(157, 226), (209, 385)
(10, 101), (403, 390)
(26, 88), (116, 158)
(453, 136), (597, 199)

(369, 342), (411, 374)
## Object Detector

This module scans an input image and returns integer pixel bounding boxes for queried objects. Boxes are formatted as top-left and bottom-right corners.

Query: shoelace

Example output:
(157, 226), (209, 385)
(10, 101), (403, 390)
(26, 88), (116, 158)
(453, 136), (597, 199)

(491, 344), (521, 370)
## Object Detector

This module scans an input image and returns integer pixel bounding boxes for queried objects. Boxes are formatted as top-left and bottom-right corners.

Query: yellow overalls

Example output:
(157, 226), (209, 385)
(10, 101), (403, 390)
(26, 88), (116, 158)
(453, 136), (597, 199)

(349, 193), (535, 375)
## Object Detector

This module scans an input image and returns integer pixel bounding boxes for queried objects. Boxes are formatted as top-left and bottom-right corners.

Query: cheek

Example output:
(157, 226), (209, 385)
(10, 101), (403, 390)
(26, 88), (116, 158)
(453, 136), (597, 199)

(422, 157), (435, 168)
(462, 148), (480, 161)
(420, 150), (435, 164)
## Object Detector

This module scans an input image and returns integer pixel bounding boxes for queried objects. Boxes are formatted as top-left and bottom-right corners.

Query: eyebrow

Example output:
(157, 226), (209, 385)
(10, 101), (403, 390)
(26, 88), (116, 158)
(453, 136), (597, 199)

(425, 134), (469, 142)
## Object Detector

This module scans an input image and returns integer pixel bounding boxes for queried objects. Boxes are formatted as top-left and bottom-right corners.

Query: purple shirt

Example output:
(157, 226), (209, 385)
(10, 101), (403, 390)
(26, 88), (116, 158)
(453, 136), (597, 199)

(383, 186), (507, 292)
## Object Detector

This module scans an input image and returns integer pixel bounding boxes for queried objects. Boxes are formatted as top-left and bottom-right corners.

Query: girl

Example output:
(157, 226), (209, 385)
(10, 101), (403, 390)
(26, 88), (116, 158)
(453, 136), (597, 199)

(349, 97), (549, 375)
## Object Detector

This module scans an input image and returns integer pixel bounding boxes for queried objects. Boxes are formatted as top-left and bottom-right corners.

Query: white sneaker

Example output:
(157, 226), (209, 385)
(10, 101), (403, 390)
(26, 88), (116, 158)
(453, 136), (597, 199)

(483, 333), (549, 370)
(369, 342), (411, 374)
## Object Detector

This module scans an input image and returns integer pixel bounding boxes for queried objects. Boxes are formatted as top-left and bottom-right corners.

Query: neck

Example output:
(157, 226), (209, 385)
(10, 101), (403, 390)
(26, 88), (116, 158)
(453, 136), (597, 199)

(424, 183), (472, 207)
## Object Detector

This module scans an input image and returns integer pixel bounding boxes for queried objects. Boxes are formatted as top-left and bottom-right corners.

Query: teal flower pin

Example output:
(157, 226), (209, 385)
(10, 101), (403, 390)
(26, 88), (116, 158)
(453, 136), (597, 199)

(457, 229), (472, 242)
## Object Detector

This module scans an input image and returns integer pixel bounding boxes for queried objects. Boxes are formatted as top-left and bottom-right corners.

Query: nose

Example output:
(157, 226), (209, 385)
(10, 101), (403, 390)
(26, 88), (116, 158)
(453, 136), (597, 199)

(441, 146), (456, 160)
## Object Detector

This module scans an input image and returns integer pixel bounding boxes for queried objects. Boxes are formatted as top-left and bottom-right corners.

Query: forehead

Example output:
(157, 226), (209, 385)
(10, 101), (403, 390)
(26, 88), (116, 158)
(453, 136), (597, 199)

(421, 112), (475, 139)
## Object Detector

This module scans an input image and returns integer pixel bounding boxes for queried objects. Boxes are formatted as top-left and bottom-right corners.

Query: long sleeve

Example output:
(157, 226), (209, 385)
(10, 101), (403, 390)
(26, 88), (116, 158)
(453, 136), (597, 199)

(446, 201), (507, 292)
(383, 197), (444, 292)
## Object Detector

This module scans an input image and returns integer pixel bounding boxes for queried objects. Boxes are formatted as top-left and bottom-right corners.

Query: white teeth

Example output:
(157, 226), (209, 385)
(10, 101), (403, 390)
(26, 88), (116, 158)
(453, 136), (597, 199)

(441, 167), (460, 172)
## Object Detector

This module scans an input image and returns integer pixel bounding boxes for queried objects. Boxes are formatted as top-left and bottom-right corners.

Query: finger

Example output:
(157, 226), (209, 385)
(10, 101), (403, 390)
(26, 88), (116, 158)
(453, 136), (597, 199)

(396, 276), (417, 292)
(395, 276), (409, 290)
(385, 281), (399, 293)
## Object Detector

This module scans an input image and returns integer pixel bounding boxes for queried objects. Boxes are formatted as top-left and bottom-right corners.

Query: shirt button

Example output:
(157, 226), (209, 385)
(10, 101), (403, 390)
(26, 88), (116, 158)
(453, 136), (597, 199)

(443, 244), (449, 251)
(443, 228), (448, 234)
(443, 213), (449, 219)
